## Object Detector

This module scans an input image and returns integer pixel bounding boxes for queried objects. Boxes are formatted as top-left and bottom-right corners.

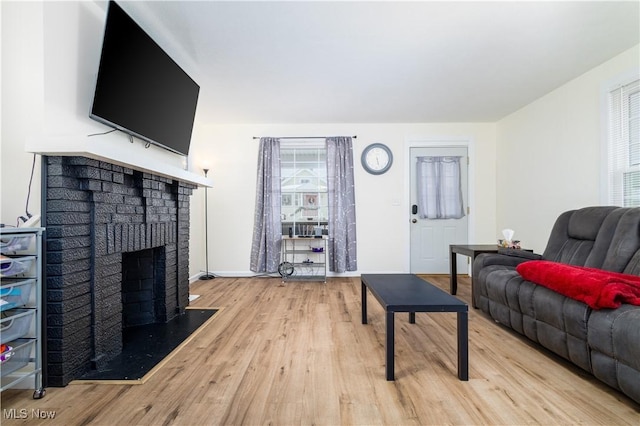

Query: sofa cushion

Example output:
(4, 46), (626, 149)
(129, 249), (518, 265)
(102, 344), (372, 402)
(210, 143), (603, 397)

(600, 208), (640, 272)
(543, 207), (619, 266)
(484, 268), (526, 333)
(588, 305), (640, 402)
(566, 208), (612, 241)
(529, 286), (592, 372)
(584, 207), (630, 269)
(624, 251), (640, 276)
(588, 305), (640, 370)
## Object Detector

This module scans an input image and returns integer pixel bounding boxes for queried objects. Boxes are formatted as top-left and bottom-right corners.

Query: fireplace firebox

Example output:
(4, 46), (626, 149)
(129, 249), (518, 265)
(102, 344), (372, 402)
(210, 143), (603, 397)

(122, 247), (166, 328)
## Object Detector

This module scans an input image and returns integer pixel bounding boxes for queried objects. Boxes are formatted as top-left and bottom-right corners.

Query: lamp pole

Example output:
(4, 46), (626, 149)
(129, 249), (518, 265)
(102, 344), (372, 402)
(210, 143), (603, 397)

(200, 168), (214, 280)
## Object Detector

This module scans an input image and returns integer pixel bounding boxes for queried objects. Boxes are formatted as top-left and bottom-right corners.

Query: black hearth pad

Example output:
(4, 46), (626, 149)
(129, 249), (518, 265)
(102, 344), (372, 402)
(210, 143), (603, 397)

(77, 308), (218, 383)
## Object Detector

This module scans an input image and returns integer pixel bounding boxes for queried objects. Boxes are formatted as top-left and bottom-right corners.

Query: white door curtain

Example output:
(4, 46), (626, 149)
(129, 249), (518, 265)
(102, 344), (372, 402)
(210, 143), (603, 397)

(416, 156), (465, 220)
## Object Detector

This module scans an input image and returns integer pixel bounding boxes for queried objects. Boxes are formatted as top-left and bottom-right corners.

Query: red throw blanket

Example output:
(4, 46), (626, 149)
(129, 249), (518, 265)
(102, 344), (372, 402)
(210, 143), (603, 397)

(516, 260), (640, 309)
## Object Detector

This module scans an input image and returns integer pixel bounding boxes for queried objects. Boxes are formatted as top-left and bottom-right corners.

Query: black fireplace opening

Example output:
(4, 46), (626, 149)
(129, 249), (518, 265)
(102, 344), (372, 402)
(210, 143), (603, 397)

(122, 247), (166, 328)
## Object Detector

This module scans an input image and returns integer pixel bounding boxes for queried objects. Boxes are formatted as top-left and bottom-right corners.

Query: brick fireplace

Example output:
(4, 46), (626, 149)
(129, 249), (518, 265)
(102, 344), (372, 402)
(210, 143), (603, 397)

(43, 156), (196, 386)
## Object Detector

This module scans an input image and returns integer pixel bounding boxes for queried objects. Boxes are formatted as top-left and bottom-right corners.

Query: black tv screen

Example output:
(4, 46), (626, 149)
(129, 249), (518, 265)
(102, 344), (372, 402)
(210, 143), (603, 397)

(90, 1), (199, 156)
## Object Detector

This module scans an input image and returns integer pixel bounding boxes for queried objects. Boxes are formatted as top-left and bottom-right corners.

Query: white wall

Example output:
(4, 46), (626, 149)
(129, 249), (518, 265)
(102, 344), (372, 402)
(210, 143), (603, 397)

(495, 45), (640, 253)
(1, 1), (44, 227)
(188, 123), (496, 277)
(1, 1), (109, 226)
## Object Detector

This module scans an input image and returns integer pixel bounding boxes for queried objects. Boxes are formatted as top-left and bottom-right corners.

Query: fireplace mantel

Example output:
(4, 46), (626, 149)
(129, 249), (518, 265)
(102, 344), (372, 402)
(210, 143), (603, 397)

(27, 135), (212, 187)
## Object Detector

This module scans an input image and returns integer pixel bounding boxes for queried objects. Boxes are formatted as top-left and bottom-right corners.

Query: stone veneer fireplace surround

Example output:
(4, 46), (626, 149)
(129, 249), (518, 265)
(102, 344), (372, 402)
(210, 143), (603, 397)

(42, 155), (197, 386)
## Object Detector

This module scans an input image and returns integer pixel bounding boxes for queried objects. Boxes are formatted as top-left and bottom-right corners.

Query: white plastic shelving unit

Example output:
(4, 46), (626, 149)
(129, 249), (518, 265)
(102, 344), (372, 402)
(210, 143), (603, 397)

(0, 227), (45, 399)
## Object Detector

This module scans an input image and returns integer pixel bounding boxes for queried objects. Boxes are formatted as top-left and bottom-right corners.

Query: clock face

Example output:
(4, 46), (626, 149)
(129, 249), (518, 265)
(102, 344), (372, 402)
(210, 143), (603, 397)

(361, 143), (393, 174)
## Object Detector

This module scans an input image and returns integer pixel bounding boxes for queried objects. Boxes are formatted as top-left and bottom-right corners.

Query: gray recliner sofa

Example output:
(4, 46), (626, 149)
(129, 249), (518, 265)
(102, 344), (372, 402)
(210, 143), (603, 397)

(473, 206), (640, 405)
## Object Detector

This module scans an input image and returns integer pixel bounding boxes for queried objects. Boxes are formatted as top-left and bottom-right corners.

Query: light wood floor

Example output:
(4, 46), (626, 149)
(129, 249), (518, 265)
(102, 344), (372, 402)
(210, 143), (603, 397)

(2, 275), (639, 425)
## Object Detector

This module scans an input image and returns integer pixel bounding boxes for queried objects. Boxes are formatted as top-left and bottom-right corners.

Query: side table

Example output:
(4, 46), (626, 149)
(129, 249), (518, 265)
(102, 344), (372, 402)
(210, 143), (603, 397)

(449, 244), (501, 308)
(450, 244), (532, 308)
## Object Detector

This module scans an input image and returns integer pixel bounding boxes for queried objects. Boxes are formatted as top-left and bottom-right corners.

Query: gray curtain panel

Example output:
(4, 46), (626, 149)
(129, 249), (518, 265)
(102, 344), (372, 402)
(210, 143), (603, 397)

(416, 156), (465, 219)
(327, 137), (357, 272)
(250, 137), (282, 273)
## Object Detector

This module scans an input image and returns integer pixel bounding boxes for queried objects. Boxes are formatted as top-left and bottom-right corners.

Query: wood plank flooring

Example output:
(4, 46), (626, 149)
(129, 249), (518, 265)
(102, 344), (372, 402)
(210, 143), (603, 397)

(2, 275), (638, 425)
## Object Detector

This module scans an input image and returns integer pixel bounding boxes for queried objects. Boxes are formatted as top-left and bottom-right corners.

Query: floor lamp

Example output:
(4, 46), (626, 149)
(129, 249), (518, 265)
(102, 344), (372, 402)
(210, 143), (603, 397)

(200, 168), (215, 280)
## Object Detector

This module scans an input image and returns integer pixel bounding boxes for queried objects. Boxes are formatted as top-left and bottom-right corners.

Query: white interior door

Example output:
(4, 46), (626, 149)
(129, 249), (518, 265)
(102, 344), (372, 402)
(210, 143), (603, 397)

(410, 146), (468, 274)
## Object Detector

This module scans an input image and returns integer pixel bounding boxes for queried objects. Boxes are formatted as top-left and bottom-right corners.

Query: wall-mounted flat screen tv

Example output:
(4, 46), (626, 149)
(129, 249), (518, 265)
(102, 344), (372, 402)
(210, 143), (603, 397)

(90, 1), (199, 156)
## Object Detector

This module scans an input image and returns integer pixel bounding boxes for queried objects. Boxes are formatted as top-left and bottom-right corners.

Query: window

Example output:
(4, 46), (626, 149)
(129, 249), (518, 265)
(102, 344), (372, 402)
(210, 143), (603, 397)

(606, 78), (640, 207)
(251, 136), (356, 273)
(280, 141), (328, 236)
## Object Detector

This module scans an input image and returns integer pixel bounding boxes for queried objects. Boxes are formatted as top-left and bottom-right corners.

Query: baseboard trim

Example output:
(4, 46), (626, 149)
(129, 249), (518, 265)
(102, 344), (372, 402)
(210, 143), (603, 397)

(190, 270), (369, 281)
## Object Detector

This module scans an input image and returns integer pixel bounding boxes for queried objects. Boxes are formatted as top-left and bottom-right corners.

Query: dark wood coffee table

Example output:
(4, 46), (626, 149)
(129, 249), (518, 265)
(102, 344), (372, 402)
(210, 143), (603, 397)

(361, 274), (468, 381)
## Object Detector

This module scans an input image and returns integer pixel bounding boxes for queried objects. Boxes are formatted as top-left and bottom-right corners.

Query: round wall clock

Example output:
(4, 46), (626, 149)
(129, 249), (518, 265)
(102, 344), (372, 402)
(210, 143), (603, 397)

(361, 143), (393, 175)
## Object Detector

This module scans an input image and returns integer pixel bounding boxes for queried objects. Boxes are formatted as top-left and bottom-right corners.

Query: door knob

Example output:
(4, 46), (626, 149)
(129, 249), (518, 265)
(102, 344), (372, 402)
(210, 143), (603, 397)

(411, 219), (417, 223)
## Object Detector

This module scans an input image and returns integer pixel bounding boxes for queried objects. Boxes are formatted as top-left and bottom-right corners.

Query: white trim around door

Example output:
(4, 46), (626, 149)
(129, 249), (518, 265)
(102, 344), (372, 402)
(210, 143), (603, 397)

(403, 136), (475, 273)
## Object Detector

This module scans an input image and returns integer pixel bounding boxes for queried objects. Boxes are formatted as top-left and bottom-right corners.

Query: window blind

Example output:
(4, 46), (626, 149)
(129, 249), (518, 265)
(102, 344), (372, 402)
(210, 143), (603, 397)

(607, 79), (640, 207)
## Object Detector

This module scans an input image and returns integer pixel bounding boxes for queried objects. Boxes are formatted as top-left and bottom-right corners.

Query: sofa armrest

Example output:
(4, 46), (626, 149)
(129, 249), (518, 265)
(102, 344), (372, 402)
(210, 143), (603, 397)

(473, 252), (532, 270)
(497, 248), (544, 260)
(472, 252), (532, 310)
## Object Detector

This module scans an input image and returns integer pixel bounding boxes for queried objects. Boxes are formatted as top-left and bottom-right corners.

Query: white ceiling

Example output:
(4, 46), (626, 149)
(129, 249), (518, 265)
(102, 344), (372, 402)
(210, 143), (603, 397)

(121, 1), (640, 124)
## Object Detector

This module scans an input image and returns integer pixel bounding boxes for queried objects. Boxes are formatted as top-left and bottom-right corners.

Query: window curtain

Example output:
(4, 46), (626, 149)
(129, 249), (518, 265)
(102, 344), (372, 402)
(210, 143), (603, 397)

(416, 156), (465, 219)
(326, 137), (357, 272)
(250, 137), (282, 273)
